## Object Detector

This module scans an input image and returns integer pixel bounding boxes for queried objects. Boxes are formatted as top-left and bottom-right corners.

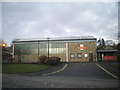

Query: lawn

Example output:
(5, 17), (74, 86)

(2, 64), (49, 74)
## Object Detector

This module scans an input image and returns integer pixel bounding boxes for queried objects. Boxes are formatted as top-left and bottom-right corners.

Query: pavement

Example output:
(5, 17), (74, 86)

(96, 61), (119, 78)
(2, 62), (120, 88)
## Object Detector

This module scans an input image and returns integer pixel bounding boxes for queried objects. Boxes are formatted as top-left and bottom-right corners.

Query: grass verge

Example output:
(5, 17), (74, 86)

(2, 64), (49, 74)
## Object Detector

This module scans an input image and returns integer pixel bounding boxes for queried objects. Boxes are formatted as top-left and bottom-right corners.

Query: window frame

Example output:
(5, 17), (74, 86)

(77, 53), (82, 58)
(70, 53), (75, 59)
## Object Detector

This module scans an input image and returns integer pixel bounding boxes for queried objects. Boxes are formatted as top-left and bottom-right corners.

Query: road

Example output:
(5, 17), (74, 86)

(2, 63), (119, 88)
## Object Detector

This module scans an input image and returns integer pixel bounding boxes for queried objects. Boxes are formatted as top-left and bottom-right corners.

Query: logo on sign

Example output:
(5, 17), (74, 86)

(77, 47), (87, 50)
(78, 44), (86, 50)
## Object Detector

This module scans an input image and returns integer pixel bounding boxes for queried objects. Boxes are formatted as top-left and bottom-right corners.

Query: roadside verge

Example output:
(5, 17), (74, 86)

(17, 63), (68, 76)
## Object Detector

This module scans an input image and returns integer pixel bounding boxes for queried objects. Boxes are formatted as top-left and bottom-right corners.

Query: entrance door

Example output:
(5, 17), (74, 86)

(89, 53), (93, 62)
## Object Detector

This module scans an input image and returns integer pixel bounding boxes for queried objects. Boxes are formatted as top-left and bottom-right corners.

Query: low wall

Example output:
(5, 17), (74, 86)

(13, 54), (66, 63)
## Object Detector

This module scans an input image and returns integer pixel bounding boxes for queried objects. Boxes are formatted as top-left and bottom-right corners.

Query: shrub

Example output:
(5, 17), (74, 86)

(46, 57), (61, 65)
(39, 55), (48, 64)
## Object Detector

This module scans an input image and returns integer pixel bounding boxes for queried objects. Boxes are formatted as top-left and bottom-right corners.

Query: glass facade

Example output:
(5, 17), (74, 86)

(14, 42), (66, 55)
(49, 43), (66, 55)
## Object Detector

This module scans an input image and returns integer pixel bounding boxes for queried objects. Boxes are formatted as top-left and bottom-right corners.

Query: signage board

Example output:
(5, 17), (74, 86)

(77, 47), (87, 50)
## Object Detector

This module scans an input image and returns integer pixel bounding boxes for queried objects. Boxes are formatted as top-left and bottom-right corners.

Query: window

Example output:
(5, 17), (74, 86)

(80, 44), (84, 47)
(77, 53), (82, 58)
(14, 42), (66, 55)
(49, 42), (66, 55)
(70, 53), (75, 58)
(84, 54), (88, 57)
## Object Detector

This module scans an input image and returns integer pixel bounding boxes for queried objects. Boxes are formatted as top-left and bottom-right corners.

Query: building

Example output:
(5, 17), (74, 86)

(12, 36), (97, 63)
(97, 49), (118, 61)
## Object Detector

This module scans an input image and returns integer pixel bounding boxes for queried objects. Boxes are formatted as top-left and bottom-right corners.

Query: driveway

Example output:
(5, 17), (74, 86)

(2, 63), (119, 88)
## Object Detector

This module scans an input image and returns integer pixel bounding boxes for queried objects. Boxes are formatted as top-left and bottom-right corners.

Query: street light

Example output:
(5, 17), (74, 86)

(47, 38), (50, 60)
(2, 43), (7, 48)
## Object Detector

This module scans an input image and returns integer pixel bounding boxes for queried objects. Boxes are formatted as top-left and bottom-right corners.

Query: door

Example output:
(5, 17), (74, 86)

(89, 53), (93, 62)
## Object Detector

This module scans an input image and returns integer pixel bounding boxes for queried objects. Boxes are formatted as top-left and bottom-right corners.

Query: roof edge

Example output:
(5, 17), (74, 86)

(13, 36), (97, 43)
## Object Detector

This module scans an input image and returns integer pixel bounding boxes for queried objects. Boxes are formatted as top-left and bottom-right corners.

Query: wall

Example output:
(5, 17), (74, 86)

(14, 54), (66, 63)
(68, 42), (96, 62)
(13, 55), (38, 63)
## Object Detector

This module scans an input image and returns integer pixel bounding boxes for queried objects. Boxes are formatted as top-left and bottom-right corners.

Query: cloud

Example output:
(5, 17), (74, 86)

(2, 2), (118, 45)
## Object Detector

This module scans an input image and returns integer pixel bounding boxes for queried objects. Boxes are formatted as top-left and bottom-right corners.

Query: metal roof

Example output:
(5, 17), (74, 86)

(13, 36), (96, 43)
(97, 49), (118, 53)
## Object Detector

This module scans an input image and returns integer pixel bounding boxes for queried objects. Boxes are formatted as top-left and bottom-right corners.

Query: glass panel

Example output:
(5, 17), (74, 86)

(39, 43), (47, 55)
(49, 42), (66, 55)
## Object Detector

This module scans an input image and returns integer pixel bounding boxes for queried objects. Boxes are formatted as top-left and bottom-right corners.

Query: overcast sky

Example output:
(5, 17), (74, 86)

(2, 2), (118, 46)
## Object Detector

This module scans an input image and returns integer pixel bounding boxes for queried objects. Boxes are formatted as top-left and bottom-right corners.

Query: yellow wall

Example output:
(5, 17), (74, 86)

(68, 42), (96, 62)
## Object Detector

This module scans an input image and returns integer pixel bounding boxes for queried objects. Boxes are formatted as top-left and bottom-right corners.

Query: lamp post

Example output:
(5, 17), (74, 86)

(47, 38), (50, 60)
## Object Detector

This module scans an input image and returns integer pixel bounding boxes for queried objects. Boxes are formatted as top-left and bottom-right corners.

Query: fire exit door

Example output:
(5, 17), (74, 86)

(89, 53), (93, 62)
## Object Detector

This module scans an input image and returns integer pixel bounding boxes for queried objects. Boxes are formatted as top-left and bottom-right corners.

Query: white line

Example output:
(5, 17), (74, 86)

(96, 63), (118, 79)
(42, 63), (68, 76)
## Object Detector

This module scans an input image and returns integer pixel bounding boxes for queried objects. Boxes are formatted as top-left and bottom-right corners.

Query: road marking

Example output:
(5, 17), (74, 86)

(42, 63), (68, 76)
(96, 63), (118, 79)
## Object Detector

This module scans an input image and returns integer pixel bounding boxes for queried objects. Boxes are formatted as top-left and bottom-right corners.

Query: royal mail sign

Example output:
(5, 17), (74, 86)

(77, 47), (87, 50)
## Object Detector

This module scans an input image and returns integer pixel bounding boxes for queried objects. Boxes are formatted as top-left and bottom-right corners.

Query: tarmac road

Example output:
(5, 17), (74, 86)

(2, 63), (119, 88)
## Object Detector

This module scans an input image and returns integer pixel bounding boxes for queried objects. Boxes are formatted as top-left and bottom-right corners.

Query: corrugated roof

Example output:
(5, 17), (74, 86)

(13, 36), (96, 42)
(97, 49), (118, 53)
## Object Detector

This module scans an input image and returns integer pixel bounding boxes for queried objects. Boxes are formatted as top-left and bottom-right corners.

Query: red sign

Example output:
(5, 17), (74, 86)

(77, 47), (87, 50)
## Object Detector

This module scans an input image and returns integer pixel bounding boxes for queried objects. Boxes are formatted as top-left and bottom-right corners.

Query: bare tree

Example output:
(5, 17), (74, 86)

(105, 40), (117, 49)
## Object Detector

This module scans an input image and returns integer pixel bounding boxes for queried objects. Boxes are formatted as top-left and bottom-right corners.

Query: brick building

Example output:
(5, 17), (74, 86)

(12, 36), (97, 63)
